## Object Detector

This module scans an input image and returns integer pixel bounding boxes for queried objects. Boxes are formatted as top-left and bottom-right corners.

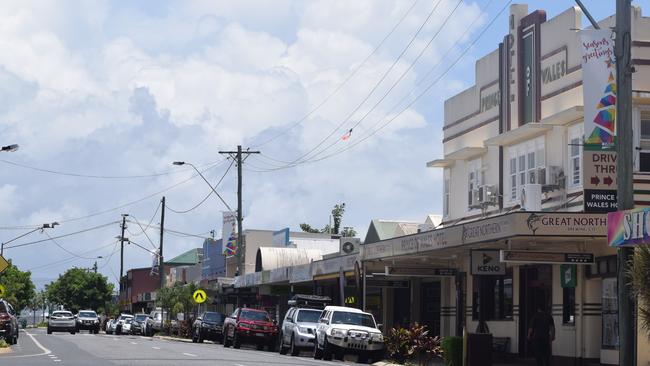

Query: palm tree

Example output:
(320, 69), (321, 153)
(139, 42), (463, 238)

(629, 246), (650, 335)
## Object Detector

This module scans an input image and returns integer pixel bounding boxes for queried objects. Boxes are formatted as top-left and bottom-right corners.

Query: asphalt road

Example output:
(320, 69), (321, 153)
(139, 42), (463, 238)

(1, 328), (362, 366)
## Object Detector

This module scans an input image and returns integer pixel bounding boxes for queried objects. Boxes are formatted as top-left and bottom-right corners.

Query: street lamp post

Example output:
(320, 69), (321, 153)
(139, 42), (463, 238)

(1, 144), (19, 152)
(1, 222), (59, 256)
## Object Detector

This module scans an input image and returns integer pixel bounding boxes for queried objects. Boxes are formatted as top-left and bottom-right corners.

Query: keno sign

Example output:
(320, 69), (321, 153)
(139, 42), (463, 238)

(608, 207), (650, 247)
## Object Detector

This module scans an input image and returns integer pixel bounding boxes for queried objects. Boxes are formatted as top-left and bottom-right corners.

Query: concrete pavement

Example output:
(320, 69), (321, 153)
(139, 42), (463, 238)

(1, 328), (361, 366)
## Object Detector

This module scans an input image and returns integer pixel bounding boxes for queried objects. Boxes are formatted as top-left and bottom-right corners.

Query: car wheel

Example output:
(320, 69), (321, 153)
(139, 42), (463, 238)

(278, 333), (287, 355)
(335, 349), (344, 361)
(266, 339), (276, 352)
(47, 327), (52, 335)
(70, 330), (76, 335)
(322, 337), (332, 361)
(223, 328), (231, 348)
(12, 335), (18, 345)
(256, 342), (264, 350)
(371, 350), (384, 362)
(357, 352), (369, 364)
(233, 332), (241, 349)
(313, 338), (323, 360)
(289, 335), (299, 356)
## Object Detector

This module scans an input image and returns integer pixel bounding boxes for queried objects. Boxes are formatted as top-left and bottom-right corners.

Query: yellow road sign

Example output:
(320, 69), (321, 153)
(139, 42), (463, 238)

(0, 284), (5, 297)
(193, 289), (207, 304)
(0, 255), (8, 274)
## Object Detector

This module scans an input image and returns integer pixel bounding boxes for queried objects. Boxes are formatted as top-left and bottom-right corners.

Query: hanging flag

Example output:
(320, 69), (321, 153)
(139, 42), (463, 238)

(222, 211), (237, 256)
(341, 128), (353, 141)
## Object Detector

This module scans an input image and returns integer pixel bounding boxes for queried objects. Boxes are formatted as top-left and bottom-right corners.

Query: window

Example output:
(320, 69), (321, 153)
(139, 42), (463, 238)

(568, 124), (583, 187)
(602, 277), (619, 349)
(506, 137), (545, 203)
(562, 287), (575, 325)
(467, 159), (482, 208)
(472, 268), (513, 321)
(639, 111), (650, 172)
(443, 171), (450, 217)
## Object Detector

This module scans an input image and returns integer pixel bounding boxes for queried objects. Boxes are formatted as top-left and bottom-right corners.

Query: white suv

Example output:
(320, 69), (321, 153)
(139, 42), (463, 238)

(314, 306), (384, 363)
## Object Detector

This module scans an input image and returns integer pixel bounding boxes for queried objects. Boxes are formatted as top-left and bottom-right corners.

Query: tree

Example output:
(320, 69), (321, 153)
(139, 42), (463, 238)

(156, 282), (198, 336)
(45, 267), (114, 313)
(300, 203), (356, 236)
(630, 246), (650, 336)
(0, 263), (36, 312)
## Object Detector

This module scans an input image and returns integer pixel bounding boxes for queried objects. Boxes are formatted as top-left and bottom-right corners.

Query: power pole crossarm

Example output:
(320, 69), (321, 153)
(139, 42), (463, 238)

(219, 145), (260, 278)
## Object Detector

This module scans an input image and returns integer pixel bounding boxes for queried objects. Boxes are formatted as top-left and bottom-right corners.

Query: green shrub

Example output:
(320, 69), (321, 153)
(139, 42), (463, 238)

(441, 337), (463, 366)
(36, 321), (48, 328)
(0, 339), (8, 348)
(385, 323), (443, 365)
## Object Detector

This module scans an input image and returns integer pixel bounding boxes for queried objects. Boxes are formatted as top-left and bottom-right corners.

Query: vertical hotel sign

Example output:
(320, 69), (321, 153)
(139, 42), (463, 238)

(580, 30), (617, 212)
(222, 211), (237, 256)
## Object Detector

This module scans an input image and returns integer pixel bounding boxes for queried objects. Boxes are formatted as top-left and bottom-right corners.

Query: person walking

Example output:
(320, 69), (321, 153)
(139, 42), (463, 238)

(528, 304), (555, 366)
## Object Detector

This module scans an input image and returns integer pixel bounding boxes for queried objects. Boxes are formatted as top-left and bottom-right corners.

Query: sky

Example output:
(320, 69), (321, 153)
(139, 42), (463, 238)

(0, 0), (619, 288)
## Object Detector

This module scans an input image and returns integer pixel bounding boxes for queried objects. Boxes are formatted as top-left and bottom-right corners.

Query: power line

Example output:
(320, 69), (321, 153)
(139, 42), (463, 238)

(285, 0), (444, 166)
(249, 0), (420, 148)
(0, 158), (222, 179)
(130, 221), (213, 240)
(127, 202), (161, 237)
(43, 231), (102, 260)
(26, 240), (119, 271)
(128, 215), (158, 249)
(4, 221), (120, 250)
(167, 158), (236, 214)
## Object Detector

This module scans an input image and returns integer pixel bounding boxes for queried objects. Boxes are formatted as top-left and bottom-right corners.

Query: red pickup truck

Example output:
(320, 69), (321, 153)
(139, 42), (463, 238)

(223, 308), (278, 351)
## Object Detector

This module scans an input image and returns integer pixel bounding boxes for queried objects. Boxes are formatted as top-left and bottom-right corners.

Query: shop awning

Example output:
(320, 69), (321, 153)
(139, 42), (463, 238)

(484, 123), (552, 146)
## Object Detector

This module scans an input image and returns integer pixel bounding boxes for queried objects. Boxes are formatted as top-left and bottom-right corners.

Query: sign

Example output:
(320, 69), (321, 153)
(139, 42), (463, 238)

(193, 289), (207, 304)
(365, 279), (410, 288)
(561, 264), (577, 288)
(0, 255), (8, 274)
(541, 48), (567, 86)
(519, 212), (607, 237)
(580, 29), (616, 148)
(500, 250), (594, 264)
(522, 31), (535, 124)
(389, 267), (457, 277)
(470, 250), (505, 275)
(608, 207), (650, 247)
(583, 150), (618, 212)
(222, 211), (237, 256)
(0, 284), (5, 297)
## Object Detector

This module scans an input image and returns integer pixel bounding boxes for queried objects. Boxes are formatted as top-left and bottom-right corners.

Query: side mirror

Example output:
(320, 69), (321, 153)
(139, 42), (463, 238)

(196, 317), (202, 322)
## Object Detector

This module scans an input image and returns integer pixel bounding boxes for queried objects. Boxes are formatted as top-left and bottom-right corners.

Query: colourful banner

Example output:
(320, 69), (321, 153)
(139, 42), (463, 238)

(608, 208), (650, 247)
(580, 30), (616, 148)
(222, 211), (238, 256)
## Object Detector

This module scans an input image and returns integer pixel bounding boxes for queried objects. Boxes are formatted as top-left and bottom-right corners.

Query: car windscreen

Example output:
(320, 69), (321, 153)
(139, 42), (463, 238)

(240, 310), (270, 322)
(331, 312), (375, 328)
(203, 312), (224, 323)
(296, 310), (321, 323)
(53, 312), (73, 318)
(135, 315), (148, 321)
(79, 311), (97, 318)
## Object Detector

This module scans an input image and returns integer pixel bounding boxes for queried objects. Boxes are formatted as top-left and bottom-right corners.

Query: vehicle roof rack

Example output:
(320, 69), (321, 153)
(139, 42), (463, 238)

(288, 294), (331, 309)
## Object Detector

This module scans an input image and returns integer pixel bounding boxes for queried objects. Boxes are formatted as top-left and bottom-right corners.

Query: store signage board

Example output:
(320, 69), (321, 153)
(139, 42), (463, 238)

(365, 279), (410, 288)
(560, 264), (577, 288)
(500, 250), (594, 264)
(608, 207), (650, 247)
(389, 267), (457, 277)
(470, 250), (505, 276)
(583, 150), (618, 212)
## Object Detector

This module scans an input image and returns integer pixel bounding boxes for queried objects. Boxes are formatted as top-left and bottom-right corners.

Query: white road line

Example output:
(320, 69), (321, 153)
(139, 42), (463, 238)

(152, 346), (161, 350)
(183, 352), (198, 357)
(130, 341), (138, 345)
(53, 360), (61, 362)
(3, 331), (52, 358)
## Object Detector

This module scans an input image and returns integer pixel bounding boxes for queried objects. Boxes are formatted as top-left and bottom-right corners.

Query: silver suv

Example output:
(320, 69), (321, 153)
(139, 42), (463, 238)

(314, 306), (384, 363)
(279, 307), (322, 356)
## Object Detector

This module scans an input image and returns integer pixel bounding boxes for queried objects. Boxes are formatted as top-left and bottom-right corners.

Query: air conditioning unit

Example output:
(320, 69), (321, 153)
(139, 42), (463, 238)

(340, 237), (361, 255)
(479, 185), (496, 203)
(521, 184), (542, 211)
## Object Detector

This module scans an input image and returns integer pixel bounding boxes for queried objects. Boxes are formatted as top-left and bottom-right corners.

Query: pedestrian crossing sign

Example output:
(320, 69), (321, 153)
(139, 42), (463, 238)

(193, 289), (207, 304)
(0, 255), (8, 274)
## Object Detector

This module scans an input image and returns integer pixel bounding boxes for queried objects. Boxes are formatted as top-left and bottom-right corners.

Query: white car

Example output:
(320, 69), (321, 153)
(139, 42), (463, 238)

(314, 306), (384, 363)
(114, 314), (134, 335)
(47, 310), (76, 335)
(106, 318), (118, 334)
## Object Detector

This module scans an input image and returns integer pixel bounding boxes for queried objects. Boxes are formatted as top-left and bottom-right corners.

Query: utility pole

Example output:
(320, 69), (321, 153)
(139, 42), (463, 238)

(159, 196), (166, 289)
(616, 1), (634, 365)
(119, 214), (128, 310)
(219, 145), (260, 276)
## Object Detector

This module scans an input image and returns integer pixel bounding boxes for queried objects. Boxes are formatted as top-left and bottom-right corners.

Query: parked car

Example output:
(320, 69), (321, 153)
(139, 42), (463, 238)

(106, 318), (118, 334)
(223, 308), (278, 351)
(192, 311), (226, 343)
(279, 295), (330, 356)
(131, 314), (152, 336)
(114, 314), (134, 335)
(76, 310), (100, 334)
(121, 317), (134, 335)
(0, 299), (19, 344)
(47, 310), (76, 335)
(147, 308), (166, 334)
(314, 306), (384, 363)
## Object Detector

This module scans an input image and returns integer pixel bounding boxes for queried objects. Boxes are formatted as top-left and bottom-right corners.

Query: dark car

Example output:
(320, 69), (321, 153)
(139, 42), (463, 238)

(0, 299), (19, 345)
(76, 310), (100, 334)
(223, 308), (278, 351)
(192, 311), (225, 343)
(131, 314), (152, 336)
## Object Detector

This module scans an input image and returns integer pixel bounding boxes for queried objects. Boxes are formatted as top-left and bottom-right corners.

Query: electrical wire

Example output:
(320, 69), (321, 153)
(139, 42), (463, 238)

(249, 0), (420, 148)
(128, 216), (158, 249)
(129, 221), (213, 240)
(0, 158), (222, 180)
(167, 158), (236, 214)
(126, 239), (159, 256)
(26, 240), (119, 271)
(246, 0), (510, 172)
(43, 231), (102, 260)
(127, 202), (161, 237)
(4, 221), (120, 250)
(285, 0), (444, 166)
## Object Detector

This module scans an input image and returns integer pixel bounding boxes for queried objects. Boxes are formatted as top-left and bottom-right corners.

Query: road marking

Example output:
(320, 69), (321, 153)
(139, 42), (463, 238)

(53, 360), (61, 362)
(183, 352), (198, 357)
(3, 331), (52, 358)
(130, 341), (138, 345)
(152, 346), (161, 350)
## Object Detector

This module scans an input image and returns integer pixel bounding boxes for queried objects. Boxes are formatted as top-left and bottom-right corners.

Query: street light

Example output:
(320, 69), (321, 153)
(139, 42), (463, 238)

(1, 144), (19, 152)
(172, 161), (233, 211)
(1, 222), (59, 256)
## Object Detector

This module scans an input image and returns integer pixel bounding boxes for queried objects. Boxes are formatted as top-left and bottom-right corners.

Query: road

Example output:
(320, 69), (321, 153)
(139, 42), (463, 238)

(1, 328), (360, 366)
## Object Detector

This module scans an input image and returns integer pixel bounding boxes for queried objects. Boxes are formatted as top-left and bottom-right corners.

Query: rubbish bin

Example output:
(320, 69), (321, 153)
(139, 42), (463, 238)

(466, 333), (492, 366)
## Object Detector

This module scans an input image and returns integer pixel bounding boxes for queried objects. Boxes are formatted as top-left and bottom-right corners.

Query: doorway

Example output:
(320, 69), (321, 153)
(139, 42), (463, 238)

(518, 265), (552, 357)
(420, 281), (441, 336)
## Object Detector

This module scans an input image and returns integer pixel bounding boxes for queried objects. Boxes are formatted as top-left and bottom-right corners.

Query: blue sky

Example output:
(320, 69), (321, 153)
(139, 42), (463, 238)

(0, 1), (623, 288)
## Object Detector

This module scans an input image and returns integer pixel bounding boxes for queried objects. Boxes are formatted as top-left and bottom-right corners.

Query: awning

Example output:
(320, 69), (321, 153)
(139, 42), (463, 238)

(539, 105), (583, 126)
(445, 147), (488, 160)
(484, 123), (552, 146)
(426, 159), (453, 168)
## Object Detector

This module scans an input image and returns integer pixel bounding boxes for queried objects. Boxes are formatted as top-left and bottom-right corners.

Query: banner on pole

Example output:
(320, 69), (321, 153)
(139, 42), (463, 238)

(222, 211), (238, 256)
(580, 29), (616, 148)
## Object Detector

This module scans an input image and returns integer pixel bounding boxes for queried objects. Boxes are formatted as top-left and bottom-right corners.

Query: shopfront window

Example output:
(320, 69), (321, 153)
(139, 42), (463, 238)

(562, 287), (575, 325)
(472, 268), (513, 321)
(602, 277), (619, 349)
